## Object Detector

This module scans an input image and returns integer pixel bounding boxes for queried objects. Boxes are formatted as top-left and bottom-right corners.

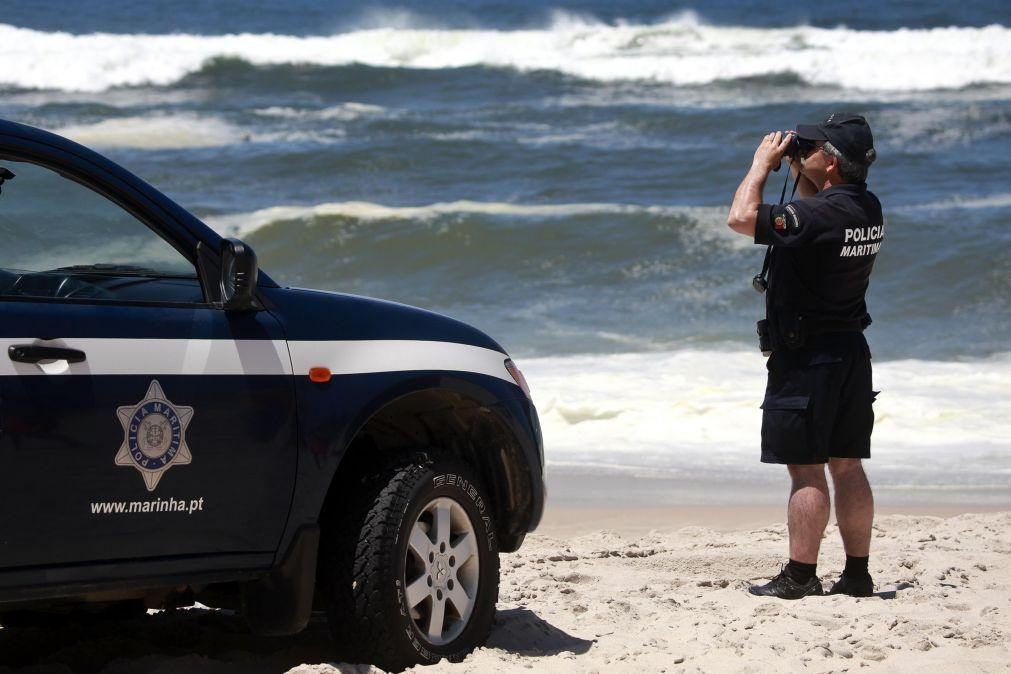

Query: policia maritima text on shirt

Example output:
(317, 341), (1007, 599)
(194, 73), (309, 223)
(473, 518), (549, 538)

(726, 113), (884, 600)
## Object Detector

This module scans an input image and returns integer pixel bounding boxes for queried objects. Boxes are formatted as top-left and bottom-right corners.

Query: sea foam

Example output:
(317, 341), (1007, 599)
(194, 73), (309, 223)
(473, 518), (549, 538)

(523, 349), (1011, 489)
(1, 16), (1009, 92)
(55, 114), (246, 149)
(203, 200), (718, 230)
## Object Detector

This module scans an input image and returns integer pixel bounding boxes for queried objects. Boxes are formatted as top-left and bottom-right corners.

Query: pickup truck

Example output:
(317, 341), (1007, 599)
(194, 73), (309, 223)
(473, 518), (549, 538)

(0, 119), (545, 671)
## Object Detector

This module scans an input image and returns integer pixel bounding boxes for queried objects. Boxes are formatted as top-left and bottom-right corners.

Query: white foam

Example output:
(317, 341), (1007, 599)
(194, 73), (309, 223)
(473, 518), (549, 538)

(253, 102), (387, 121)
(55, 114), (246, 149)
(203, 200), (707, 233)
(900, 193), (1011, 212)
(52, 112), (355, 149)
(519, 349), (1011, 486)
(2, 17), (1010, 92)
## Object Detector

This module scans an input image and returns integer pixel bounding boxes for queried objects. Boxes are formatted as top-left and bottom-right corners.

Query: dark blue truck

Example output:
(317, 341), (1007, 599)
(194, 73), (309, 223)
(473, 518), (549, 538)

(0, 119), (545, 671)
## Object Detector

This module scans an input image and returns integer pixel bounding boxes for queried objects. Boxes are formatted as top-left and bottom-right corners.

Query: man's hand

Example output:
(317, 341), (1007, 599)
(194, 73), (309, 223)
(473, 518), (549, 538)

(753, 131), (793, 173)
(727, 132), (794, 237)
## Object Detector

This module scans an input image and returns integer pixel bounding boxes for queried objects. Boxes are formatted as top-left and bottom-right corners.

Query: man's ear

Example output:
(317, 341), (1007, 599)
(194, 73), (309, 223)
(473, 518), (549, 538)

(824, 153), (840, 177)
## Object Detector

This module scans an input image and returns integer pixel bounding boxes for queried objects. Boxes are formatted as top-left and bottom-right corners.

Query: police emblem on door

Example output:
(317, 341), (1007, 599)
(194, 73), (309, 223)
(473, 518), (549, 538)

(115, 380), (194, 491)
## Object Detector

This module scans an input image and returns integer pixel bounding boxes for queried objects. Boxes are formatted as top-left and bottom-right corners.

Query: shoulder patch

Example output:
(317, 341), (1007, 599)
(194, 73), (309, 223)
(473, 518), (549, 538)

(784, 204), (801, 233)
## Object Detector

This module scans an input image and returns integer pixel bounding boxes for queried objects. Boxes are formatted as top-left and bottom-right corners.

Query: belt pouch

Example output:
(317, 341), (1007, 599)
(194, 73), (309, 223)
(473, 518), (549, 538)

(756, 319), (772, 356)
(777, 313), (807, 350)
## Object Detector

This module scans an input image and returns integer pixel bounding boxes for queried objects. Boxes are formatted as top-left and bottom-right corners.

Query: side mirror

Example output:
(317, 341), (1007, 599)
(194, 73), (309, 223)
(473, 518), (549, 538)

(221, 237), (260, 312)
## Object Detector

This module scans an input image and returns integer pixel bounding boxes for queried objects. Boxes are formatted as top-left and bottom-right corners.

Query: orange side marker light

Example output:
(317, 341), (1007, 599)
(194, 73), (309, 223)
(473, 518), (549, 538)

(309, 367), (332, 383)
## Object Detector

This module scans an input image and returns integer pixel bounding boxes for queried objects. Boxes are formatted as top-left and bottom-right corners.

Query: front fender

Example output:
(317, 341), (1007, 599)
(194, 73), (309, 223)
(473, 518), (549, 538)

(274, 370), (543, 559)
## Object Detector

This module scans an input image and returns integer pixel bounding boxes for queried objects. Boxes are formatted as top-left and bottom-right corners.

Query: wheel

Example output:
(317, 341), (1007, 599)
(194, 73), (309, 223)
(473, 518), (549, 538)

(320, 458), (500, 671)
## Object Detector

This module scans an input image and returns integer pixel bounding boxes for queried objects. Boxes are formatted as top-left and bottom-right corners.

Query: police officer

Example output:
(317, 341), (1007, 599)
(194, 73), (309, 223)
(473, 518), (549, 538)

(727, 113), (883, 599)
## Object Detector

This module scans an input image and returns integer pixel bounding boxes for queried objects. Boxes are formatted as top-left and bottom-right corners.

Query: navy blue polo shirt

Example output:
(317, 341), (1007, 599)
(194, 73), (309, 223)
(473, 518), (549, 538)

(756, 183), (884, 325)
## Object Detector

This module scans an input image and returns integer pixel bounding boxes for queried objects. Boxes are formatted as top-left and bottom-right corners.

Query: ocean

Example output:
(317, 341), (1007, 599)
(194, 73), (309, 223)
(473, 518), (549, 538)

(2, 0), (1008, 503)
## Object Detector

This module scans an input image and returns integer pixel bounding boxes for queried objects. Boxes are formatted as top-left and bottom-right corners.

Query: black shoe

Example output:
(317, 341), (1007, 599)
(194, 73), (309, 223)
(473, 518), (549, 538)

(828, 574), (874, 597)
(749, 569), (823, 599)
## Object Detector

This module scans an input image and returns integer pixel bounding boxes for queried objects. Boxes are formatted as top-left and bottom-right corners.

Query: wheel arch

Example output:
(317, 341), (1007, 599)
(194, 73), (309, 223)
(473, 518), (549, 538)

(317, 378), (540, 554)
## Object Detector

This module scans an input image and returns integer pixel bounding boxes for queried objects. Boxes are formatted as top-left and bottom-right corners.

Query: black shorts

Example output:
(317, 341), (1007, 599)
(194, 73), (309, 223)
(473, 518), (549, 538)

(760, 332), (877, 465)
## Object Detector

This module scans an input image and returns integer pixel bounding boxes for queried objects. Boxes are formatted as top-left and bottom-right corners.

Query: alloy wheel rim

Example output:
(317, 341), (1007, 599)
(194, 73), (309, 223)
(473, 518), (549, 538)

(403, 496), (481, 646)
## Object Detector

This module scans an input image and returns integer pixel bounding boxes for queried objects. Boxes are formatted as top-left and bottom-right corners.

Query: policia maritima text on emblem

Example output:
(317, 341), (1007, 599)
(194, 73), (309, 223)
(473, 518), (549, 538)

(115, 380), (194, 491)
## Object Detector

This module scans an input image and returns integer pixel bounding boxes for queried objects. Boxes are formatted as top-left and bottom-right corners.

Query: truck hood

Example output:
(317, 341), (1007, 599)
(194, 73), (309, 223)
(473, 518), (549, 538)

(261, 286), (507, 354)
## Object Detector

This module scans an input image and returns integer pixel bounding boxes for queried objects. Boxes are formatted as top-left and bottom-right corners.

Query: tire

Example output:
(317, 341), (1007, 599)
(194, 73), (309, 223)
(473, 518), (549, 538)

(320, 457), (500, 671)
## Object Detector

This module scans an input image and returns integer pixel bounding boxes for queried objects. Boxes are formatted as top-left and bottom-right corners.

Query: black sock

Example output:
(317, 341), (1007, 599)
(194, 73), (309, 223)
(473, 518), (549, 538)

(786, 559), (818, 584)
(843, 555), (870, 578)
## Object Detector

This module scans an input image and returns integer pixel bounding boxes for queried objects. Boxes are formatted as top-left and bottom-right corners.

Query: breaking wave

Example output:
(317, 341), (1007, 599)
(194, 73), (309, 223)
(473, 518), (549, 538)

(899, 192), (1011, 212)
(52, 113), (355, 149)
(54, 114), (246, 149)
(203, 200), (707, 236)
(1, 15), (1009, 92)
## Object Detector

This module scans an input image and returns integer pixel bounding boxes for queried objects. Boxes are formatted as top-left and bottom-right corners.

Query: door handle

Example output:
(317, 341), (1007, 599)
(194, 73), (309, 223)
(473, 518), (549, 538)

(8, 344), (87, 364)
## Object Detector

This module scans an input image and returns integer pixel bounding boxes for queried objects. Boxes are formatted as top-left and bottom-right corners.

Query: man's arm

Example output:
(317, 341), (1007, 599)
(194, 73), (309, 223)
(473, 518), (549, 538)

(727, 131), (793, 237)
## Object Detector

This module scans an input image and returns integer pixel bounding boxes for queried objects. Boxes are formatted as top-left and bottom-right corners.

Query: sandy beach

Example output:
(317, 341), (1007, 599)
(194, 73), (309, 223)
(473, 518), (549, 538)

(444, 508), (1011, 673)
(2, 500), (1008, 674)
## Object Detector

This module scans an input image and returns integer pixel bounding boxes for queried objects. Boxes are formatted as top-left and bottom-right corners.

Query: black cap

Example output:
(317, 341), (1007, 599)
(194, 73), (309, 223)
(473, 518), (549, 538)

(796, 112), (876, 166)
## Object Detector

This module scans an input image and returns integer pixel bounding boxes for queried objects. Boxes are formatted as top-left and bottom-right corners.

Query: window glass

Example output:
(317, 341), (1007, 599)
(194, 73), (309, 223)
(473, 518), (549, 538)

(0, 159), (202, 303)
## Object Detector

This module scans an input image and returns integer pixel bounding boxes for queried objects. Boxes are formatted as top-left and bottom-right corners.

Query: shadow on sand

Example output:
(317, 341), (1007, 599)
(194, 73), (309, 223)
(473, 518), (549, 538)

(0, 606), (590, 673)
(486, 607), (594, 656)
(0, 607), (344, 674)
(874, 581), (915, 600)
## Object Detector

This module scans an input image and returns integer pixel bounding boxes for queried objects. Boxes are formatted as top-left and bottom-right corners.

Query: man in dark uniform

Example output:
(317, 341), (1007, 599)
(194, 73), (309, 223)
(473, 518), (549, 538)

(726, 113), (883, 599)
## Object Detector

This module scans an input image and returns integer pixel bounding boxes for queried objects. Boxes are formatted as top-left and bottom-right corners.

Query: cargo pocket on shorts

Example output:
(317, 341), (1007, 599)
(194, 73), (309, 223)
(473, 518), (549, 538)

(760, 394), (811, 461)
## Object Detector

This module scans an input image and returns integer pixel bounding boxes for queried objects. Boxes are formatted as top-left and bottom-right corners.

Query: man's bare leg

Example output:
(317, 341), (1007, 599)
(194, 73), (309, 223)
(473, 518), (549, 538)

(825, 457), (875, 596)
(828, 458), (873, 556)
(748, 464), (830, 597)
(787, 464), (830, 563)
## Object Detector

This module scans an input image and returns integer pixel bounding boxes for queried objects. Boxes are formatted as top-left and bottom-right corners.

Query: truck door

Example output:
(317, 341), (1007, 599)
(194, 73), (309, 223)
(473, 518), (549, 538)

(0, 158), (297, 569)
